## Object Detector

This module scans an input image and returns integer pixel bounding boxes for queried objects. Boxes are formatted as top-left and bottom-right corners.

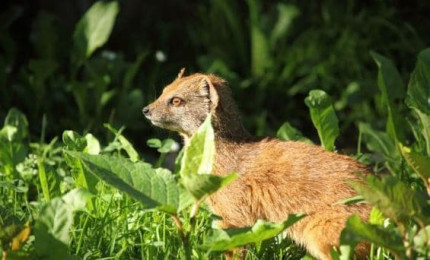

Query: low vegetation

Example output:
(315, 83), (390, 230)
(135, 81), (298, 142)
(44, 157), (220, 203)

(1, 1), (429, 259)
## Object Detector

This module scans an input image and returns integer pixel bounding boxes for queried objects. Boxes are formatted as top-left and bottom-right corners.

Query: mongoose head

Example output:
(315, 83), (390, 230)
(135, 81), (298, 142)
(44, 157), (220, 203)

(143, 69), (224, 138)
(143, 69), (248, 141)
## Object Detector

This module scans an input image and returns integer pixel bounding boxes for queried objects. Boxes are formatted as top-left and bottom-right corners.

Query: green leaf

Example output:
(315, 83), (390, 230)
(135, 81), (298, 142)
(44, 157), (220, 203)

(0, 108), (29, 178)
(84, 133), (100, 155)
(182, 173), (239, 201)
(179, 115), (239, 200)
(400, 145), (430, 192)
(368, 207), (385, 226)
(371, 51), (405, 143)
(406, 48), (430, 156)
(180, 115), (215, 177)
(37, 159), (51, 201)
(340, 215), (404, 258)
(62, 130), (98, 210)
(349, 175), (430, 226)
(36, 198), (73, 244)
(178, 186), (194, 212)
(247, 0), (271, 77)
(147, 138), (162, 149)
(147, 138), (177, 153)
(105, 124), (140, 162)
(65, 151), (179, 214)
(333, 195), (365, 206)
(157, 139), (176, 153)
(0, 125), (17, 142)
(413, 225), (430, 258)
(203, 214), (305, 251)
(62, 130), (87, 151)
(4, 108), (28, 141)
(73, 1), (119, 60)
(358, 123), (398, 158)
(270, 4), (299, 47)
(62, 188), (92, 212)
(34, 189), (87, 260)
(304, 90), (339, 151)
(358, 123), (400, 174)
(276, 121), (312, 143)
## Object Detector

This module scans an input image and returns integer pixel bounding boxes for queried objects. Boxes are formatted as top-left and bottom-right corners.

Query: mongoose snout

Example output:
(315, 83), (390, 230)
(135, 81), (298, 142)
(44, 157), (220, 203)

(142, 106), (150, 117)
(143, 70), (371, 260)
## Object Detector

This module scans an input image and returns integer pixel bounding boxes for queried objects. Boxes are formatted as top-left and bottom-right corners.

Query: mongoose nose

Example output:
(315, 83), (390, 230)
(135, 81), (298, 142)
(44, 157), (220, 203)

(142, 106), (151, 117)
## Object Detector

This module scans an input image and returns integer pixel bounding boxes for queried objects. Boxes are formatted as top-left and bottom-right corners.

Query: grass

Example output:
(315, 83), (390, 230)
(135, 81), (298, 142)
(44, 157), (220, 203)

(1, 1), (429, 259)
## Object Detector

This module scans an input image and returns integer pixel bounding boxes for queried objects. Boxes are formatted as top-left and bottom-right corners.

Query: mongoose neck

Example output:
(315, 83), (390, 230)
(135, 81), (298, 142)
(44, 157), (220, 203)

(211, 108), (252, 142)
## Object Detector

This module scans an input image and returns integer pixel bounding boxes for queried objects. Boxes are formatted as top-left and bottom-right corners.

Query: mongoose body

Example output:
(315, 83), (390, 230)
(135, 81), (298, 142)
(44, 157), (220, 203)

(143, 71), (371, 260)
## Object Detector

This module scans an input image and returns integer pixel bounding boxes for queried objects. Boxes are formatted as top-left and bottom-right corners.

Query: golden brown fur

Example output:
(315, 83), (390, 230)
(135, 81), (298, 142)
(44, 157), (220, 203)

(143, 71), (371, 260)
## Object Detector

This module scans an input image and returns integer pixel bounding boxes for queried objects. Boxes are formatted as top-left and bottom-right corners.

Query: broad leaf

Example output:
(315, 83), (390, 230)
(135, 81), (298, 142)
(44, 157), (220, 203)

(406, 48), (430, 156)
(339, 215), (404, 259)
(65, 151), (179, 214)
(349, 176), (430, 226)
(371, 51), (405, 143)
(180, 115), (215, 176)
(63, 130), (99, 210)
(276, 121), (312, 143)
(182, 173), (238, 201)
(85, 134), (100, 155)
(73, 1), (119, 60)
(179, 116), (239, 200)
(304, 90), (339, 151)
(203, 214), (305, 251)
(35, 188), (89, 244)
(34, 189), (87, 260)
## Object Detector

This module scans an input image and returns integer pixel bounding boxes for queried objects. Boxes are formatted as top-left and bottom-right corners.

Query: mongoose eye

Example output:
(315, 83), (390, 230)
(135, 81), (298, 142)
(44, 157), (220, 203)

(169, 97), (183, 107)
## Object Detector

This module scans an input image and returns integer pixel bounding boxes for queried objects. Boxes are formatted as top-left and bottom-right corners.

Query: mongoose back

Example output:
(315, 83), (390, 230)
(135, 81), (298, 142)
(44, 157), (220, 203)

(142, 70), (371, 260)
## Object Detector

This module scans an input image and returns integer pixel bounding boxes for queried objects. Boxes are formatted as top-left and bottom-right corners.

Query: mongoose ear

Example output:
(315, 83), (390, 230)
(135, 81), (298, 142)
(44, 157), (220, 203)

(177, 68), (186, 79)
(200, 76), (219, 110)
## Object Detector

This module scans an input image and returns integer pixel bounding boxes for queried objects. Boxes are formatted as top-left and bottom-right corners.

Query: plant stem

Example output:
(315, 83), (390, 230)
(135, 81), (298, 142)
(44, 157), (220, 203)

(172, 215), (191, 260)
(155, 153), (167, 168)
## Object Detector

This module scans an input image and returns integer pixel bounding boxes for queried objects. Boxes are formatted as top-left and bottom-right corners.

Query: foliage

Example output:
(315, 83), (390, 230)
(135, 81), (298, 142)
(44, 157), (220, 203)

(191, 0), (429, 138)
(1, 0), (430, 259)
(304, 90), (339, 151)
(335, 49), (430, 260)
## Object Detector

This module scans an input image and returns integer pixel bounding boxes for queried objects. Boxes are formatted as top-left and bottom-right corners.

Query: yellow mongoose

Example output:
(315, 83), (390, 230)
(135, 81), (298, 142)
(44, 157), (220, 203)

(142, 70), (371, 260)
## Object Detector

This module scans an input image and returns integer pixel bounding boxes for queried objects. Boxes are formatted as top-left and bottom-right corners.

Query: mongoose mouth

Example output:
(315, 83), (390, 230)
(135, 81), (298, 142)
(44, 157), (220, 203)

(147, 118), (181, 132)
